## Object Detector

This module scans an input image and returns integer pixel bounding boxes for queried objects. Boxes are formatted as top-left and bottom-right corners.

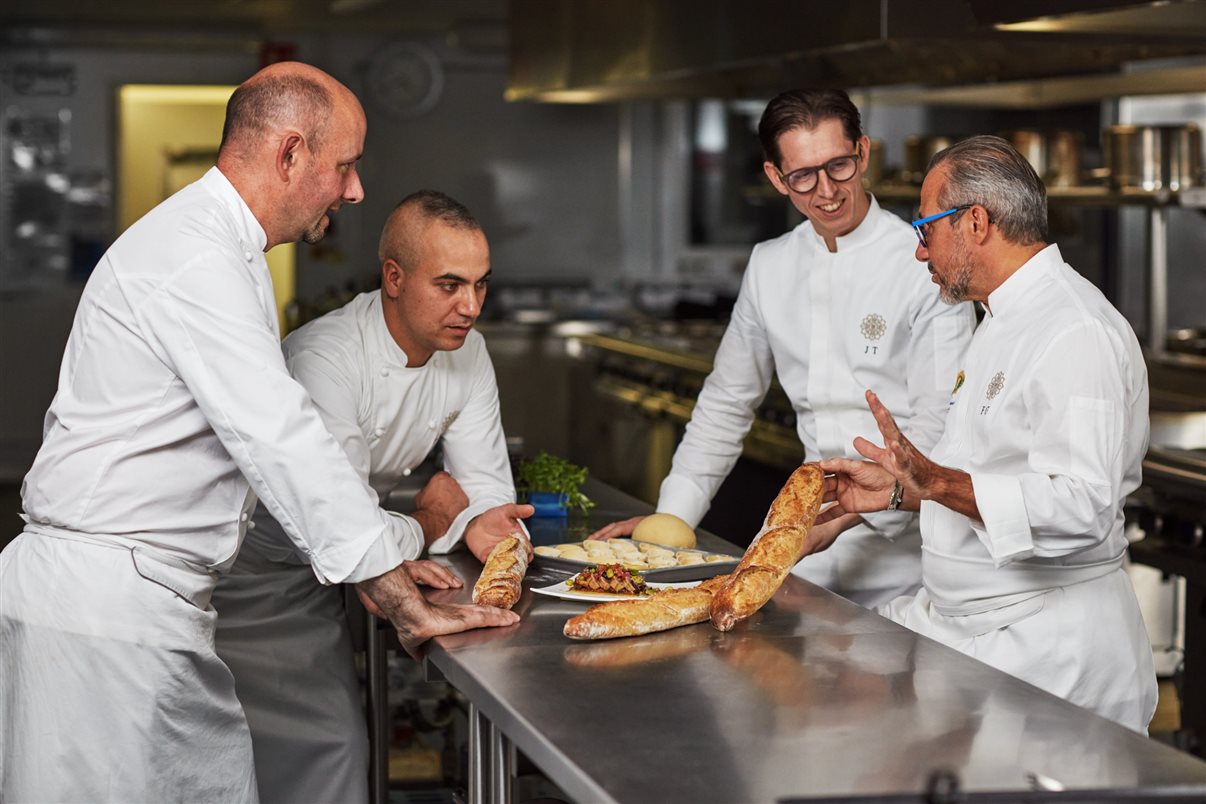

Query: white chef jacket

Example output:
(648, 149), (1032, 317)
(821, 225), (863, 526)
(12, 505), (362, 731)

(1, 167), (413, 804)
(213, 290), (517, 804)
(921, 244), (1148, 611)
(18, 167), (406, 584)
(243, 290), (516, 563)
(657, 197), (975, 605)
(882, 244), (1157, 732)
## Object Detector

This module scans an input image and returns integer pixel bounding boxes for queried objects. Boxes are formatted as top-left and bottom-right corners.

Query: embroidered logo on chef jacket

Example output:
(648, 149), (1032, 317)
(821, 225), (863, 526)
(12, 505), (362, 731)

(859, 313), (887, 355)
(980, 371), (1005, 415)
(439, 410), (461, 435)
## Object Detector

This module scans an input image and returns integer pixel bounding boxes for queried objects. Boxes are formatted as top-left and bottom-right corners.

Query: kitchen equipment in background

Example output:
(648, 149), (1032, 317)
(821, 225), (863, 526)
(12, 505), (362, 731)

(902, 134), (955, 184)
(1168, 328), (1206, 358)
(1003, 129), (1084, 188)
(860, 138), (884, 189)
(1105, 123), (1203, 191)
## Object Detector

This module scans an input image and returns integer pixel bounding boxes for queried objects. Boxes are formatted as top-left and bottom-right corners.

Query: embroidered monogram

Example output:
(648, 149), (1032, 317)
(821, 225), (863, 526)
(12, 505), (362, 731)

(860, 314), (887, 341)
(986, 371), (1005, 400)
(440, 410), (461, 434)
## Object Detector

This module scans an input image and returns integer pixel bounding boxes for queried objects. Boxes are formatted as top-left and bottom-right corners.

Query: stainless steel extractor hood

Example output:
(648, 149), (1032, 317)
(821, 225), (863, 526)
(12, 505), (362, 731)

(507, 0), (1206, 102)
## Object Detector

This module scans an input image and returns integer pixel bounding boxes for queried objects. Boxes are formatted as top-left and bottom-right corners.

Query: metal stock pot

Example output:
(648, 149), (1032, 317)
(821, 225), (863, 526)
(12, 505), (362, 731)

(1105, 124), (1203, 191)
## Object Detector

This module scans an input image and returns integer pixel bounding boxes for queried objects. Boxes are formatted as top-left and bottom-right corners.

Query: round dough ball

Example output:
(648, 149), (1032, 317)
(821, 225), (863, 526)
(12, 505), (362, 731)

(534, 546), (562, 557)
(633, 513), (697, 549)
(676, 552), (706, 566)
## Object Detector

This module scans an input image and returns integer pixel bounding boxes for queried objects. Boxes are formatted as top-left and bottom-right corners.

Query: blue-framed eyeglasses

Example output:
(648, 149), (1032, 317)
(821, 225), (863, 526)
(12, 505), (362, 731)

(911, 205), (972, 248)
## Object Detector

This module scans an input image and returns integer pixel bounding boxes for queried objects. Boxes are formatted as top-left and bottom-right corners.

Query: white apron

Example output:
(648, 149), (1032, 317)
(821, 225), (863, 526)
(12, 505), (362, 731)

(879, 568), (1157, 733)
(211, 535), (367, 804)
(0, 529), (258, 803)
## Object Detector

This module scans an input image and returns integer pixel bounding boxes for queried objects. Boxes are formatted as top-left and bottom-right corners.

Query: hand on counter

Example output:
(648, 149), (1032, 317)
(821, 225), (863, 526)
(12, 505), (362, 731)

(356, 563), (519, 659)
(413, 471), (469, 546)
(465, 504), (536, 563)
(586, 515), (645, 541)
(356, 559), (463, 618)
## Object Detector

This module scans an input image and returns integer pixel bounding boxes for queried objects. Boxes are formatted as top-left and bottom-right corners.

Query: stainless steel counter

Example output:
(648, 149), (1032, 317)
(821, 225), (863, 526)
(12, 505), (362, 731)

(418, 480), (1206, 803)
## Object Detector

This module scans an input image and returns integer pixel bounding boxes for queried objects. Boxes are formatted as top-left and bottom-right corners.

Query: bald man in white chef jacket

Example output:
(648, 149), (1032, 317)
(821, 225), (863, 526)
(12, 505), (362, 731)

(821, 136), (1156, 732)
(0, 64), (516, 804)
(212, 190), (532, 804)
(591, 89), (975, 607)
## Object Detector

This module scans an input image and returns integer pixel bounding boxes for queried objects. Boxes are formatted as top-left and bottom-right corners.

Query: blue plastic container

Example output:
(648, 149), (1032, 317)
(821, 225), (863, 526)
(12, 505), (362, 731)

(528, 491), (569, 518)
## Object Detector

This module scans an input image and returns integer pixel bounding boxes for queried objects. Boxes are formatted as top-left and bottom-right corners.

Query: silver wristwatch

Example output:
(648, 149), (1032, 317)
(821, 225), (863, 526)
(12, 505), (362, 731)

(887, 480), (904, 511)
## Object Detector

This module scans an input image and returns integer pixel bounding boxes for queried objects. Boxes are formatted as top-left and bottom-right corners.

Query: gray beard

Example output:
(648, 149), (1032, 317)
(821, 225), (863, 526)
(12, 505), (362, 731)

(938, 262), (972, 305)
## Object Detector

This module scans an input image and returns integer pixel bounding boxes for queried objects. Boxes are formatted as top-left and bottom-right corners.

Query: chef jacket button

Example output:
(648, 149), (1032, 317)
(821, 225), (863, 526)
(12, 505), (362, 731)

(240, 512), (249, 522)
(243, 251), (253, 261)
(246, 521), (256, 530)
(428, 419), (437, 429)
(402, 467), (412, 477)
(380, 368), (389, 377)
(374, 427), (385, 437)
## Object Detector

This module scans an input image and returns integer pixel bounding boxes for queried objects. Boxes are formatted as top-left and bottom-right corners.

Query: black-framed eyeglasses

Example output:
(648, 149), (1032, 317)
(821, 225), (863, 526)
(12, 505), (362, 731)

(775, 149), (861, 194)
(911, 205), (973, 248)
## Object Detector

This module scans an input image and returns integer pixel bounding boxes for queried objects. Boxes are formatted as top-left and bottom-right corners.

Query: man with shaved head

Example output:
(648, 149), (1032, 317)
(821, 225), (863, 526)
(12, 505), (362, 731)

(1, 64), (518, 803)
(213, 190), (530, 804)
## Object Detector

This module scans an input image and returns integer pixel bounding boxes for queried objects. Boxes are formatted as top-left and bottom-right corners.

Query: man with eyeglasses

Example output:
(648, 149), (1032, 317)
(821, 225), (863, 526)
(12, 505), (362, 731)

(820, 136), (1156, 732)
(591, 89), (975, 608)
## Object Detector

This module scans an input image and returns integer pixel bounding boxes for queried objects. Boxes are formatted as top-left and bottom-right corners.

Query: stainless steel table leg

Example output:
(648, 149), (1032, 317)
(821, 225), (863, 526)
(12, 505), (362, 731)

(366, 618), (389, 804)
(468, 702), (491, 804)
(489, 720), (515, 804)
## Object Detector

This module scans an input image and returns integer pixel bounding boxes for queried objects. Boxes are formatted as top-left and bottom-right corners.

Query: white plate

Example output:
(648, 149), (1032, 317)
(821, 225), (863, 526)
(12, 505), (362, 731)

(530, 579), (701, 603)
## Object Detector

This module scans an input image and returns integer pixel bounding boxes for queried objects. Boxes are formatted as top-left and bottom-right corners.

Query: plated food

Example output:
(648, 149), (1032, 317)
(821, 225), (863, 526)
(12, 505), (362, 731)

(532, 538), (736, 581)
(567, 563), (651, 596)
(560, 462), (825, 640)
(531, 578), (699, 604)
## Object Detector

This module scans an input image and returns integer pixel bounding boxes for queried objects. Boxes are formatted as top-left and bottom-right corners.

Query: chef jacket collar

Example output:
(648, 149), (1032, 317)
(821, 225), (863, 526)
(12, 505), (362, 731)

(984, 243), (1063, 319)
(202, 166), (268, 255)
(802, 192), (884, 252)
(367, 290), (432, 371)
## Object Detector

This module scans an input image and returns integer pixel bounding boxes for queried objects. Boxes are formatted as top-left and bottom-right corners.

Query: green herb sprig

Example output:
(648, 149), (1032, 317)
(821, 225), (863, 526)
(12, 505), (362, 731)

(516, 451), (595, 513)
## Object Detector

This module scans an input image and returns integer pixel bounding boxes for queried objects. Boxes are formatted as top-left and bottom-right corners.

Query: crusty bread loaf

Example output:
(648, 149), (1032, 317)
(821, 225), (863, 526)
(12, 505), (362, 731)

(709, 463), (823, 632)
(472, 534), (529, 610)
(563, 574), (730, 640)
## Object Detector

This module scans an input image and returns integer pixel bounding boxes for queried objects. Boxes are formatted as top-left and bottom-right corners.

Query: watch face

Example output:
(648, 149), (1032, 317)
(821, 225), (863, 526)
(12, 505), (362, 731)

(366, 41), (444, 119)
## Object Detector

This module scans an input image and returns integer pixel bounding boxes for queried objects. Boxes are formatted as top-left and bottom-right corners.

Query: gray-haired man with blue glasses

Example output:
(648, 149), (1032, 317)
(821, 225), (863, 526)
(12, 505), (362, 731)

(822, 135), (1156, 732)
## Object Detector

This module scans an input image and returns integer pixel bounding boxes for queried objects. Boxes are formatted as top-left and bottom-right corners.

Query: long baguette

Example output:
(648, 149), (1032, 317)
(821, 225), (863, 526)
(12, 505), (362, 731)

(563, 574), (730, 640)
(472, 534), (529, 610)
(709, 463), (823, 632)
